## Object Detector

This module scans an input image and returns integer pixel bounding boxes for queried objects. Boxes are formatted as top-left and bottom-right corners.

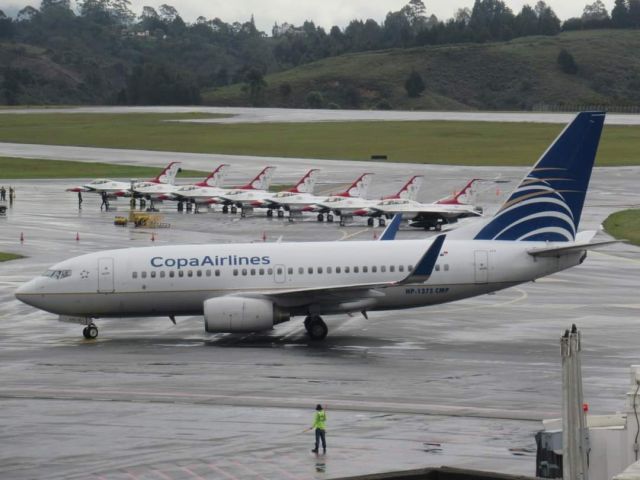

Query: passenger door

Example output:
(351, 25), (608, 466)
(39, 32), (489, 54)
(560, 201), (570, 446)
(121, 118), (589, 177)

(474, 251), (488, 284)
(97, 257), (115, 293)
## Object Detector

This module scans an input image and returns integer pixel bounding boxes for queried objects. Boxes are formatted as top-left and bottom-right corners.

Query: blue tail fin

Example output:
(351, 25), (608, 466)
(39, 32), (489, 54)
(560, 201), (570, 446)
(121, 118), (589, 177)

(474, 112), (605, 242)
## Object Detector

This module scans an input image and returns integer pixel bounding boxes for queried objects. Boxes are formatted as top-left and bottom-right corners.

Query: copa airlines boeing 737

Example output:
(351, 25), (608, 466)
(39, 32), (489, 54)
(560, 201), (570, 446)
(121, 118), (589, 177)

(16, 112), (615, 341)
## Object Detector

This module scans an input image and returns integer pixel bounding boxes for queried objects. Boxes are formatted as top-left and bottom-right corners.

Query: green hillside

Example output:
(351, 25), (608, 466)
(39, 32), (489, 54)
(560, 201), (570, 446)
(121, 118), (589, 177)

(203, 30), (640, 111)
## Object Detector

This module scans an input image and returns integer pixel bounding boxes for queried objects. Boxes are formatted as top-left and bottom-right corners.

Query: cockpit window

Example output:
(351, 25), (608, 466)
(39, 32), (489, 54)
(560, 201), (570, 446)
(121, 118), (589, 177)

(42, 269), (72, 280)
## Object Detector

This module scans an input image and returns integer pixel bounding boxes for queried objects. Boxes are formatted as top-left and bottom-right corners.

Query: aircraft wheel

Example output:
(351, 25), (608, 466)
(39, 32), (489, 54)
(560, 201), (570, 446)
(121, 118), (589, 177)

(266, 209), (273, 217)
(277, 209), (284, 218)
(222, 205), (229, 214)
(435, 223), (442, 231)
(82, 326), (90, 339)
(240, 210), (247, 218)
(327, 214), (334, 223)
(339, 219), (345, 227)
(288, 217), (294, 223)
(86, 324), (98, 339)
(367, 218), (374, 227)
(231, 206), (238, 214)
(378, 218), (386, 227)
(305, 316), (328, 341)
(317, 213), (324, 222)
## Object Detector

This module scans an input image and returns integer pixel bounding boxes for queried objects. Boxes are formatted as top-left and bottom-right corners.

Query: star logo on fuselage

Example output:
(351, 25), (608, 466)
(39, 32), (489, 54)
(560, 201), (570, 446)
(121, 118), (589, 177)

(80, 270), (90, 279)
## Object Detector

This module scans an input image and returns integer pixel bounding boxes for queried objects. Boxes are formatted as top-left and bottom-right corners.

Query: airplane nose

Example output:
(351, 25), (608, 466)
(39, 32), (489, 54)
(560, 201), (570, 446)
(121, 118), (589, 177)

(15, 280), (35, 303)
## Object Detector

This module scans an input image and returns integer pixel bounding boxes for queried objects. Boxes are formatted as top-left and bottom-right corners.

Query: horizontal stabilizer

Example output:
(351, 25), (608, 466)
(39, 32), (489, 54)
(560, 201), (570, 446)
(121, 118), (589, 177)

(396, 234), (445, 284)
(379, 214), (403, 241)
(527, 240), (623, 257)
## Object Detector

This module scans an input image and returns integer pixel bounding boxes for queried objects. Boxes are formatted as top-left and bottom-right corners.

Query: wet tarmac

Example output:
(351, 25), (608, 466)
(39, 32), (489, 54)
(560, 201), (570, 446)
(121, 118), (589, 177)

(0, 159), (639, 480)
(2, 106), (640, 125)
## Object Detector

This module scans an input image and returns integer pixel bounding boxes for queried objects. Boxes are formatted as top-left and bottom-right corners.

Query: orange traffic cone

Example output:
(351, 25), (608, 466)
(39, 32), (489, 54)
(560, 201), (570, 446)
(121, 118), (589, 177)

(151, 232), (155, 242)
(75, 232), (80, 242)
(262, 232), (267, 242)
(20, 232), (24, 243)
(373, 231), (378, 240)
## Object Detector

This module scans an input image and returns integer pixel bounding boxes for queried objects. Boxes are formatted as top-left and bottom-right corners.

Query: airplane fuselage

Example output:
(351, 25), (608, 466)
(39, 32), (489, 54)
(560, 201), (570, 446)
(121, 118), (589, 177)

(16, 238), (582, 319)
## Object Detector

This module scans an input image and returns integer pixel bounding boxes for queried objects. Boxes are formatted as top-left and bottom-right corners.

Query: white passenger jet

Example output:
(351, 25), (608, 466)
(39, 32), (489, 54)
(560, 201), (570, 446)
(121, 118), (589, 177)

(66, 162), (182, 196)
(353, 178), (483, 230)
(17, 112), (616, 342)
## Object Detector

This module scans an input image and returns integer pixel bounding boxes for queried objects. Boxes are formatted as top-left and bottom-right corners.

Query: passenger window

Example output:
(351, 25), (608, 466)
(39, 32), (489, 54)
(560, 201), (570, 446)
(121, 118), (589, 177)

(187, 270), (193, 277)
(435, 265), (440, 271)
(354, 266), (359, 273)
(308, 267), (313, 274)
(151, 271), (156, 278)
(250, 269), (256, 276)
(317, 267), (323, 274)
(409, 265), (414, 271)
(277, 267), (283, 275)
(345, 266), (350, 273)
(298, 267), (304, 274)
(444, 264), (449, 271)
(381, 266), (386, 273)
(242, 269), (247, 276)
(363, 266), (368, 273)
(288, 267), (293, 275)
(169, 271), (175, 278)
(399, 265), (405, 272)
(233, 269), (238, 276)
(141, 271), (147, 279)
(206, 270), (211, 277)
(178, 271), (184, 277)
(132, 272), (138, 279)
(215, 270), (220, 277)
(197, 270), (202, 277)
(160, 271), (165, 278)
(268, 268), (273, 275)
(372, 266), (377, 273)
(259, 268), (265, 275)
(327, 267), (332, 274)
(390, 266), (395, 273)
(336, 267), (341, 274)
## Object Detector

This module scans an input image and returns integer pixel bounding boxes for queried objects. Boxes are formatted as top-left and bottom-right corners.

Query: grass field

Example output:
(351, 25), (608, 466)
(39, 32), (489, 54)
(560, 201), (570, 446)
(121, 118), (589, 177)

(0, 157), (206, 179)
(0, 112), (639, 166)
(0, 252), (24, 262)
(603, 209), (640, 246)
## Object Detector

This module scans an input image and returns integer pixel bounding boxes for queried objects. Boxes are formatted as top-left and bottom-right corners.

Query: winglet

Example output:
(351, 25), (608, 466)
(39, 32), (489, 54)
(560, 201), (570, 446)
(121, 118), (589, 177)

(379, 214), (403, 241)
(396, 234), (445, 285)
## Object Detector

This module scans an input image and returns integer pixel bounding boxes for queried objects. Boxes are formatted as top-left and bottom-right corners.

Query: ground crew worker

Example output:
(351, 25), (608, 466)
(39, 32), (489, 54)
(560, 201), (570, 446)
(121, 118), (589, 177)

(0, 186), (5, 201)
(100, 191), (109, 211)
(9, 186), (14, 205)
(78, 191), (83, 209)
(310, 404), (327, 454)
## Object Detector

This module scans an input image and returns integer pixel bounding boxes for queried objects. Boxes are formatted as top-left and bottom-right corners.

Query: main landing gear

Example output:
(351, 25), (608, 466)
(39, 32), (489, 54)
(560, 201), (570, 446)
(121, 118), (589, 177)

(82, 323), (99, 339)
(304, 315), (328, 340)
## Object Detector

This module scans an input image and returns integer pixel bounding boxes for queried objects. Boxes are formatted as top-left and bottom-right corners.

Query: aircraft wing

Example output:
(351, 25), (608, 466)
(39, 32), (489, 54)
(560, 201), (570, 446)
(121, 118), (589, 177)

(229, 234), (445, 308)
(527, 240), (624, 257)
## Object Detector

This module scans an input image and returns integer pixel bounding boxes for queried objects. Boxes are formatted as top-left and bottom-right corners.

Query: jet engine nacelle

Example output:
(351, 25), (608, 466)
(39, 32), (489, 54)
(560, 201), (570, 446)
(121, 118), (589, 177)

(203, 297), (290, 333)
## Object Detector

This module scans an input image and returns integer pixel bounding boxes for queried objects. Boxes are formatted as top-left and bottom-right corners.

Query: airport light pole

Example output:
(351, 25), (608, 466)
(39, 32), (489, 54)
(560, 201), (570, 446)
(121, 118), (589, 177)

(561, 324), (589, 480)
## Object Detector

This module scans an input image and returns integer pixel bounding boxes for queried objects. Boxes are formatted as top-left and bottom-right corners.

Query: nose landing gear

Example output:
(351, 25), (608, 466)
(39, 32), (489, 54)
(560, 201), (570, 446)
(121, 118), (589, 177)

(82, 323), (99, 339)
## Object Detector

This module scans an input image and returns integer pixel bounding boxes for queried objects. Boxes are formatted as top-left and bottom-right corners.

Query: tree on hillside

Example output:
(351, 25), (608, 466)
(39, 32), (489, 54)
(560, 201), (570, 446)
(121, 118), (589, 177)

(582, 0), (610, 27)
(515, 5), (538, 36)
(536, 1), (562, 35)
(0, 10), (14, 38)
(404, 70), (425, 98)
(244, 68), (267, 106)
(468, 0), (516, 42)
(557, 49), (578, 74)
(629, 0), (640, 27)
(612, 0), (630, 27)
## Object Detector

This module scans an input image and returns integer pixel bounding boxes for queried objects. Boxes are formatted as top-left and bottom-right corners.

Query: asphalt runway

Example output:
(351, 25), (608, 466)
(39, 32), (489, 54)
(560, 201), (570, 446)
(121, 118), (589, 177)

(1, 160), (639, 480)
(2, 105), (640, 124)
